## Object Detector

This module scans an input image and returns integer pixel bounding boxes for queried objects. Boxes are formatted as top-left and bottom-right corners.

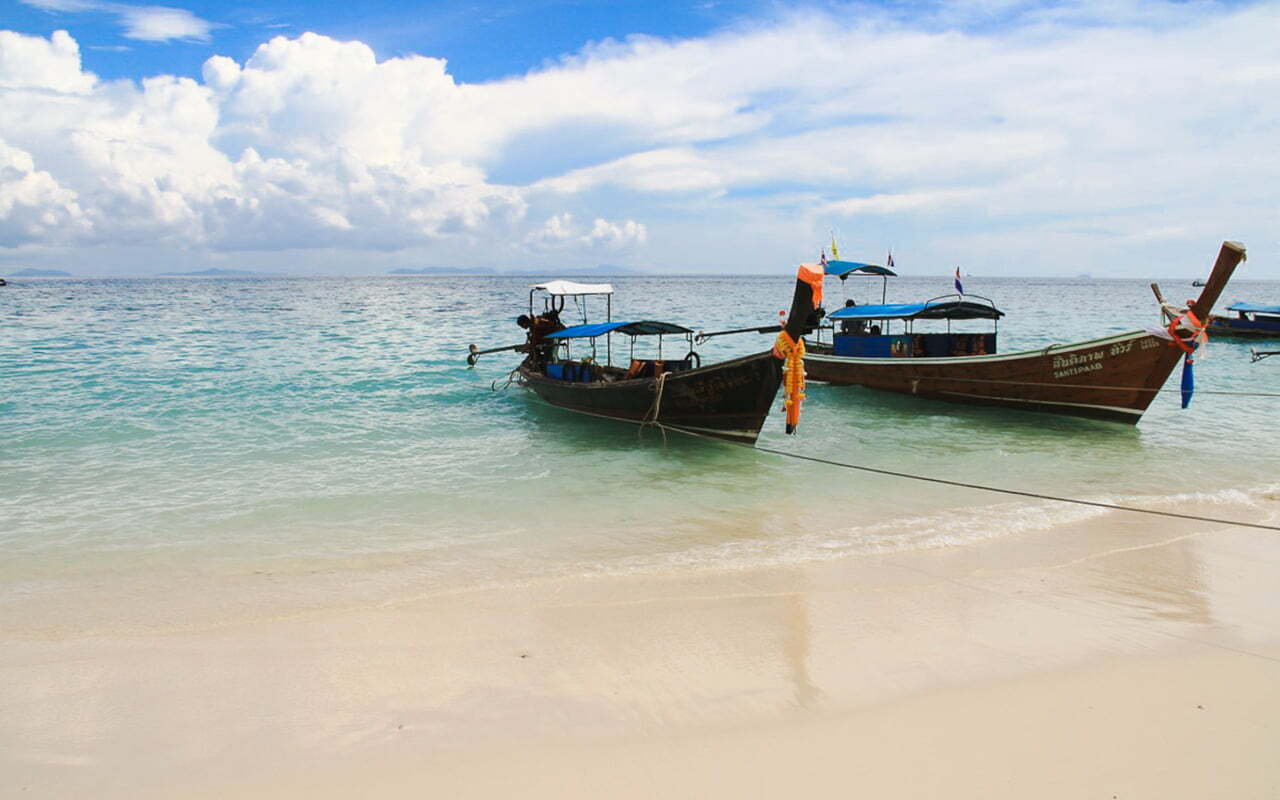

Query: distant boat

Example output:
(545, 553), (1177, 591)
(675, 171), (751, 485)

(804, 241), (1246, 424)
(1208, 303), (1280, 338)
(0, 277), (7, 286)
(1192, 279), (1207, 287)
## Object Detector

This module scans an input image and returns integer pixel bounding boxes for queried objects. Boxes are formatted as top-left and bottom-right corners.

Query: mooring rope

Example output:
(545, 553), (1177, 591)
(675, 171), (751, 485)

(490, 367), (521, 392)
(661, 426), (1280, 533)
(750, 444), (1280, 532)
(640, 371), (671, 443)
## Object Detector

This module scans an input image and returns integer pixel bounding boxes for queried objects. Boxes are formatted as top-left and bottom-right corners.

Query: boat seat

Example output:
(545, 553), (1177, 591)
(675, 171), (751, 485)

(545, 361), (598, 382)
(625, 359), (692, 378)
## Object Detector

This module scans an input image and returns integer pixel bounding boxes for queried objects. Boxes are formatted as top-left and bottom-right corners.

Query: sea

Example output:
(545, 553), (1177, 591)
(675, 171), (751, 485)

(3, 272), (1278, 633)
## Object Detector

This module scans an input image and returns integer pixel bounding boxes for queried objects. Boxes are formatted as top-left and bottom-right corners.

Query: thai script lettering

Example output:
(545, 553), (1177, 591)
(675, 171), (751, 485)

(1051, 350), (1105, 371)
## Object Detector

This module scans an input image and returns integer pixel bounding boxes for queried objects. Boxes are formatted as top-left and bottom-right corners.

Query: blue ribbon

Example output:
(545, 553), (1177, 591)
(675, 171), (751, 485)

(1180, 354), (1195, 409)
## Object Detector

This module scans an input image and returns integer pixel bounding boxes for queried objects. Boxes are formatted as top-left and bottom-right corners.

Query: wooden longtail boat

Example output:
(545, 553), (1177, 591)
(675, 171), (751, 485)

(518, 348), (785, 442)
(804, 241), (1246, 424)
(1207, 303), (1280, 339)
(498, 265), (821, 443)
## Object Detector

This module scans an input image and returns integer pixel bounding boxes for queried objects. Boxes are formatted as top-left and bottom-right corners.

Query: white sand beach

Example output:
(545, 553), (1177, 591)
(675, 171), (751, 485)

(3, 508), (1278, 799)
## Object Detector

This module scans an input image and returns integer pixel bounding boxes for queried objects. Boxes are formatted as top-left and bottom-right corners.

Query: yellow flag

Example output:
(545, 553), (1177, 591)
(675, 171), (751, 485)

(830, 235), (840, 260)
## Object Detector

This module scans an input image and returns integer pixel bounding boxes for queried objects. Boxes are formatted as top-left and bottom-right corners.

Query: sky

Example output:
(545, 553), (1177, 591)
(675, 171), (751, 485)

(0, 0), (1277, 277)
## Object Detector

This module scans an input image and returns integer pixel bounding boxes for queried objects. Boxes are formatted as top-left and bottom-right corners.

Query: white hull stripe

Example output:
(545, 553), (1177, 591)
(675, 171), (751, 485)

(668, 423), (761, 441)
(936, 390), (1144, 418)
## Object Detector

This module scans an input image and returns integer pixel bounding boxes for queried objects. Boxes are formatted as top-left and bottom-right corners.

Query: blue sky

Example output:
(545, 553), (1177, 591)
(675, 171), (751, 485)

(2, 1), (773, 82)
(0, 0), (1277, 276)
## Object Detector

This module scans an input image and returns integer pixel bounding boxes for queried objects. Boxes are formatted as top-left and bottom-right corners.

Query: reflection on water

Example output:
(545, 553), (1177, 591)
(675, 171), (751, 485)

(1082, 532), (1212, 625)
(783, 590), (820, 709)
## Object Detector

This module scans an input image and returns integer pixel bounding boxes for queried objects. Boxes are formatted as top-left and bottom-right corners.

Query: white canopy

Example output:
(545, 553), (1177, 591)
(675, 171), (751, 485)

(534, 280), (614, 296)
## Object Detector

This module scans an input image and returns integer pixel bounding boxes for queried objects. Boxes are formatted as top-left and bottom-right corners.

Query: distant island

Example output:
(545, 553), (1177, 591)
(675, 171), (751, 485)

(157, 268), (282, 277)
(390, 264), (646, 276)
(558, 264), (645, 275)
(506, 265), (648, 277)
(390, 266), (498, 275)
(7, 268), (72, 277)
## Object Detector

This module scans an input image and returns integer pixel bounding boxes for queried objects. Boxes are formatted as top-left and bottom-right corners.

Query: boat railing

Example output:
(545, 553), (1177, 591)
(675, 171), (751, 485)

(920, 292), (999, 311)
(553, 328), (697, 371)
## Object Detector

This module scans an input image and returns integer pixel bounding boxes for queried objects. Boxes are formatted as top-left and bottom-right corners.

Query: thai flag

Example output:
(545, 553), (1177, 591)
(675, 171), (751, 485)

(820, 249), (827, 269)
(887, 251), (894, 269)
(954, 267), (964, 295)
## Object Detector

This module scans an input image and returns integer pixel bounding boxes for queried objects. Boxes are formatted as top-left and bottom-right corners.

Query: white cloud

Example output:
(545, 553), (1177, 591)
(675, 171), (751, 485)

(0, 139), (87, 242)
(536, 148), (725, 195)
(524, 212), (647, 252)
(0, 29), (95, 92)
(823, 189), (984, 216)
(1, 2), (1278, 275)
(525, 212), (576, 247)
(117, 5), (216, 42)
(0, 31), (527, 254)
(22, 0), (220, 42)
(587, 217), (648, 248)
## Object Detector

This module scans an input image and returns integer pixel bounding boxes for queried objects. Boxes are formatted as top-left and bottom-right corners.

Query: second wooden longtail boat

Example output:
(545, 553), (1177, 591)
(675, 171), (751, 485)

(804, 241), (1246, 424)
(1207, 302), (1280, 339)
(471, 264), (823, 443)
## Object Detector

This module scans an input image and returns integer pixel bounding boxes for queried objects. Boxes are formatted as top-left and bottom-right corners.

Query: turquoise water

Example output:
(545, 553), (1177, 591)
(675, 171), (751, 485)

(3, 273), (1279, 617)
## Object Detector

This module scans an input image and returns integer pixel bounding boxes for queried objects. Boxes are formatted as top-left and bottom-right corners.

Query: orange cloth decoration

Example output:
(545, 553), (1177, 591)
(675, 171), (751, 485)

(797, 262), (824, 309)
(1167, 307), (1207, 354)
(772, 330), (806, 434)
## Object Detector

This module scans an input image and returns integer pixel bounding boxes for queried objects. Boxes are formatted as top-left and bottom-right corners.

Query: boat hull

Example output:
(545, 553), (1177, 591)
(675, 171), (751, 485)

(1207, 316), (1280, 338)
(805, 330), (1184, 424)
(518, 351), (783, 443)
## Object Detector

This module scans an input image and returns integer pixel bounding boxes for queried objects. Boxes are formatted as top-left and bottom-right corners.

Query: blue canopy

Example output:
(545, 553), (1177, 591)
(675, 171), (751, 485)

(1227, 302), (1280, 315)
(829, 299), (1003, 321)
(545, 320), (694, 339)
(825, 260), (898, 278)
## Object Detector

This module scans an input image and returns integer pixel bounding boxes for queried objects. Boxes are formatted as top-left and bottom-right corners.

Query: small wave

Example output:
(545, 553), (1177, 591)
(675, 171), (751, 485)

(556, 480), (1280, 582)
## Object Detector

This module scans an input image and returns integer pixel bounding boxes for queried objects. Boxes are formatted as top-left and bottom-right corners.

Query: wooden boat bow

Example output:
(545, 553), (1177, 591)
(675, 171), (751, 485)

(1188, 241), (1246, 322)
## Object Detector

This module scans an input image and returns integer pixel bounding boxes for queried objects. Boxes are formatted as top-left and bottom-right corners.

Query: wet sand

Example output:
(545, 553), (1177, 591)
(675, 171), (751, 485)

(3, 512), (1279, 798)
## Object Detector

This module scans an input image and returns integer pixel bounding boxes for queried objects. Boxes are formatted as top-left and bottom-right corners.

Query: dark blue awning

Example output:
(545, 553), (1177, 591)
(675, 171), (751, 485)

(825, 260), (898, 278)
(828, 299), (1003, 321)
(545, 320), (694, 339)
(1227, 302), (1280, 315)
